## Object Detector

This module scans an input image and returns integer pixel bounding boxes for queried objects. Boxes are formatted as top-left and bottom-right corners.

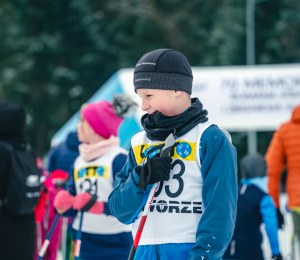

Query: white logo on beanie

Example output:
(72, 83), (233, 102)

(135, 78), (151, 82)
(136, 62), (156, 67)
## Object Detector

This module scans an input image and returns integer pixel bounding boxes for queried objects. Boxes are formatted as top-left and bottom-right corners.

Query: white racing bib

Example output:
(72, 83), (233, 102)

(131, 121), (214, 245)
(72, 147), (132, 235)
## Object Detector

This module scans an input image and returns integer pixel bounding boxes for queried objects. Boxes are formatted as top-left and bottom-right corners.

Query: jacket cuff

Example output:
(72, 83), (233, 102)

(132, 167), (153, 192)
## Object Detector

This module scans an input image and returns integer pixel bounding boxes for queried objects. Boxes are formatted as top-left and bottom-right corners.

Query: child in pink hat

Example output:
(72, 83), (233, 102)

(54, 95), (137, 260)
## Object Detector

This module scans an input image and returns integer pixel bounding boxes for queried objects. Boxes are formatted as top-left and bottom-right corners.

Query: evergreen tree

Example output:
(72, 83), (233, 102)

(0, 0), (299, 154)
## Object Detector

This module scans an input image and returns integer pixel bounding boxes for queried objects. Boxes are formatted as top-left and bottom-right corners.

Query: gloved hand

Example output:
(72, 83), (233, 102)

(136, 155), (172, 190)
(44, 169), (69, 194)
(276, 208), (284, 229)
(54, 190), (74, 214)
(272, 254), (282, 260)
(73, 193), (104, 214)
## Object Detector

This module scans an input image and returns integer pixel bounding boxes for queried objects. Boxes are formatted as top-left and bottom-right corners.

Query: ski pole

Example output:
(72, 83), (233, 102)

(36, 222), (42, 253)
(61, 216), (68, 260)
(74, 211), (84, 260)
(37, 214), (61, 260)
(128, 133), (176, 260)
(73, 187), (92, 260)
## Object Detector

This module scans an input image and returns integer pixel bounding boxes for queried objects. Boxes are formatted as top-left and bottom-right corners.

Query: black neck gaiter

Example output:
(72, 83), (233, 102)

(141, 98), (208, 141)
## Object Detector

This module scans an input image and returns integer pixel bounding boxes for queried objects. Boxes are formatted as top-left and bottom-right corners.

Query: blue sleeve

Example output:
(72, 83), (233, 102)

(64, 165), (77, 195)
(112, 153), (128, 183)
(62, 168), (78, 217)
(260, 195), (280, 255)
(108, 147), (153, 224)
(47, 147), (58, 172)
(101, 153), (128, 216)
(188, 125), (238, 260)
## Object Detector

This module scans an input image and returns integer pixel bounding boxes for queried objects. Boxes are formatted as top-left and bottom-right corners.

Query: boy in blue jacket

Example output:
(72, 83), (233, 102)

(223, 153), (282, 260)
(108, 49), (238, 260)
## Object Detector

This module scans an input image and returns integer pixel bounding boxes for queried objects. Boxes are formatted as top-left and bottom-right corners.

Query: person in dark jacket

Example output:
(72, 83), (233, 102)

(0, 99), (35, 260)
(47, 131), (80, 175)
(223, 153), (282, 260)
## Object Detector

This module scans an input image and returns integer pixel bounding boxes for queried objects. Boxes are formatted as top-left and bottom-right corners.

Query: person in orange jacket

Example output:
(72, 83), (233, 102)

(265, 104), (300, 245)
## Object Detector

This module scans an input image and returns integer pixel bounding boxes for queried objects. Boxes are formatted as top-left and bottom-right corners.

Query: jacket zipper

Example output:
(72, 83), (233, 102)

(155, 244), (160, 260)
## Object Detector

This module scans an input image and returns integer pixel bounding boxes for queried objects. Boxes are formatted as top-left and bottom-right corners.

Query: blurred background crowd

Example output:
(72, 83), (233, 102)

(0, 0), (300, 260)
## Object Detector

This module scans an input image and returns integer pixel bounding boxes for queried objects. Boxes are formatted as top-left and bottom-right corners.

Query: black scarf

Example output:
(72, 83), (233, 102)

(141, 98), (208, 141)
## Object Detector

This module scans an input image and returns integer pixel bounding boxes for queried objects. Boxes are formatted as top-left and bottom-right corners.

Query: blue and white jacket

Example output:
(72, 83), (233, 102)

(108, 124), (238, 260)
(64, 151), (133, 260)
(223, 177), (280, 260)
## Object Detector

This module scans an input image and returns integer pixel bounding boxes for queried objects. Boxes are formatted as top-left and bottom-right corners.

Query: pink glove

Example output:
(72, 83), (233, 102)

(73, 193), (104, 214)
(44, 169), (69, 194)
(54, 190), (74, 214)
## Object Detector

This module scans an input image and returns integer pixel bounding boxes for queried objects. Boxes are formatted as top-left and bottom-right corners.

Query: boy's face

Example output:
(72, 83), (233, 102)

(136, 88), (182, 116)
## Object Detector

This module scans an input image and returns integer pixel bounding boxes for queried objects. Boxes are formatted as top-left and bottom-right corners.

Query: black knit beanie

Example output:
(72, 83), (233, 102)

(134, 49), (193, 94)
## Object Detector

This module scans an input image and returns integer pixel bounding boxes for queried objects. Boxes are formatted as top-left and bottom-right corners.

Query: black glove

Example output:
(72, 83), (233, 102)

(136, 155), (172, 190)
(276, 208), (284, 229)
(272, 254), (282, 260)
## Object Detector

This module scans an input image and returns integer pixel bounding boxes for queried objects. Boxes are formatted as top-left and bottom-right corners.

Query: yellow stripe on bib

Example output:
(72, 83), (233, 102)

(133, 140), (197, 165)
(74, 165), (109, 182)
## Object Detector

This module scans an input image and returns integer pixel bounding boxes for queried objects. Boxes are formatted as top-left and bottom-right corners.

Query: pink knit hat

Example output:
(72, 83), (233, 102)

(81, 101), (123, 139)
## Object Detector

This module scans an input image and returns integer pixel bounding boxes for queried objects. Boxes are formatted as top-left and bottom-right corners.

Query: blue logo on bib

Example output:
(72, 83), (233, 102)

(96, 166), (105, 176)
(144, 146), (160, 158)
(176, 142), (192, 159)
(78, 168), (87, 178)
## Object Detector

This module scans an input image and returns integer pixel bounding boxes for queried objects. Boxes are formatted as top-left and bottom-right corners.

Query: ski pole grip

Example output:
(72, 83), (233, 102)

(81, 194), (98, 212)
(160, 133), (175, 157)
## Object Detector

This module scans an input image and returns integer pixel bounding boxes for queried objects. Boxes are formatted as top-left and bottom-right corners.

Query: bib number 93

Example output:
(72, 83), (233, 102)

(154, 159), (185, 198)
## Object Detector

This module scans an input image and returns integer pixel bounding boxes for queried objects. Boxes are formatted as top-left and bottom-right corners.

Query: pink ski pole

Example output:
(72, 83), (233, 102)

(128, 133), (175, 260)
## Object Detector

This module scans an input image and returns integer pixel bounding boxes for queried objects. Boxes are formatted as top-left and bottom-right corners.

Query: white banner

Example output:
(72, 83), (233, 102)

(192, 64), (300, 131)
(53, 64), (300, 147)
(119, 64), (300, 132)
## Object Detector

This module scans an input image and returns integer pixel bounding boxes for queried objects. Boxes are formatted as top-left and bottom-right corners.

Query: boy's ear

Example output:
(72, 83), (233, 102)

(174, 90), (183, 97)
